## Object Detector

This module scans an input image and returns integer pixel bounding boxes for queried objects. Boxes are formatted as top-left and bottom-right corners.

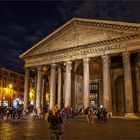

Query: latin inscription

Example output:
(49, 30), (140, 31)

(25, 44), (121, 67)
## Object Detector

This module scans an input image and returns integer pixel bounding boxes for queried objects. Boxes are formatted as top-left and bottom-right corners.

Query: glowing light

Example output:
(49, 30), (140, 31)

(9, 84), (13, 89)
(30, 100), (34, 105)
(13, 97), (23, 108)
(3, 88), (10, 94)
(29, 88), (34, 100)
(46, 92), (49, 101)
(100, 105), (103, 108)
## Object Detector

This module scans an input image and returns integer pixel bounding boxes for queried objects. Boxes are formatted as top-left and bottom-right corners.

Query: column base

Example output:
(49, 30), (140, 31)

(112, 113), (140, 119)
(124, 113), (139, 119)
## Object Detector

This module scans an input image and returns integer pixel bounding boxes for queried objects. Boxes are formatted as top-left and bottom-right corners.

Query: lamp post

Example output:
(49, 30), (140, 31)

(9, 84), (13, 107)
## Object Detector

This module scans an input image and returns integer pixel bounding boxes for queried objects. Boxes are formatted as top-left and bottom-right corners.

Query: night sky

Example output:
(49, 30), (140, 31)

(0, 1), (140, 73)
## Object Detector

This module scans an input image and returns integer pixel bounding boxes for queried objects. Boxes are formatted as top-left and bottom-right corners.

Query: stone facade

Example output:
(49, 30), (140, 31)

(20, 18), (140, 117)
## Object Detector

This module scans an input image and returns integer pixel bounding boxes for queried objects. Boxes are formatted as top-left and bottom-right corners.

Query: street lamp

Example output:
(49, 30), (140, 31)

(9, 84), (13, 107)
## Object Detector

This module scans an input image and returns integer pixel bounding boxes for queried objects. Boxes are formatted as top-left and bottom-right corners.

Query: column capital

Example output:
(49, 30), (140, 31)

(102, 55), (111, 68)
(51, 63), (56, 69)
(122, 51), (130, 64)
(83, 58), (90, 65)
(65, 61), (72, 71)
(83, 58), (90, 61)
(65, 61), (72, 65)
(102, 55), (110, 62)
(31, 68), (37, 73)
(37, 66), (43, 71)
(58, 66), (61, 72)
(24, 67), (30, 71)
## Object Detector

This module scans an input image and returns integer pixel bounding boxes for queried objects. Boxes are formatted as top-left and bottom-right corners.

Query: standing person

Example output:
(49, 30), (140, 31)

(48, 105), (63, 140)
(103, 108), (107, 123)
(44, 107), (49, 120)
(17, 106), (22, 119)
(12, 108), (16, 120)
(6, 107), (12, 120)
(0, 107), (2, 120)
(63, 105), (71, 123)
(84, 107), (90, 122)
(89, 107), (94, 124)
(33, 108), (38, 119)
(0, 106), (4, 120)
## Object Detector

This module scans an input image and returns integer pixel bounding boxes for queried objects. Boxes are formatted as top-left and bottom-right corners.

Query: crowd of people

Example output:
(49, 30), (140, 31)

(0, 106), (24, 120)
(47, 105), (110, 140)
(0, 104), (111, 140)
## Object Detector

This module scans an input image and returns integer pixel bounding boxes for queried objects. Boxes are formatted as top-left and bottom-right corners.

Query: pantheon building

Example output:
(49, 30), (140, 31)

(20, 18), (140, 117)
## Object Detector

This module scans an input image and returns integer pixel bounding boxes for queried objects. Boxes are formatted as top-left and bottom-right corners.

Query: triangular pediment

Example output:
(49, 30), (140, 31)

(20, 18), (140, 59)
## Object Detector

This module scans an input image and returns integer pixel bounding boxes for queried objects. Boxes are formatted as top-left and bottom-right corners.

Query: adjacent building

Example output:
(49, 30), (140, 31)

(0, 67), (24, 106)
(20, 18), (140, 117)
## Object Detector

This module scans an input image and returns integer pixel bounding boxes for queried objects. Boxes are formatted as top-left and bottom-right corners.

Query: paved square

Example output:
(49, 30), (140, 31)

(0, 118), (140, 140)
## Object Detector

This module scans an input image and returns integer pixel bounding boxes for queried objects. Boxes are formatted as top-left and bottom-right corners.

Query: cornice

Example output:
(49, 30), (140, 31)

(24, 36), (140, 68)
(20, 18), (140, 59)
(24, 43), (121, 67)
(24, 34), (140, 60)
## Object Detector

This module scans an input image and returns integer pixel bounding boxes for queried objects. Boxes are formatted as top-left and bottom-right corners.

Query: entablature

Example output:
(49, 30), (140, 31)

(24, 36), (140, 67)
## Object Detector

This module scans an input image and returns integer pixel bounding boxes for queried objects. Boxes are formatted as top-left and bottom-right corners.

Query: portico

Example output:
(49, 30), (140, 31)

(20, 18), (140, 117)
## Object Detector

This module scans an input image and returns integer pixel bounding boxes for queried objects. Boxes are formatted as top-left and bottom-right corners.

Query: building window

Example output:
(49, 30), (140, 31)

(10, 73), (13, 77)
(4, 71), (8, 75)
(90, 83), (99, 93)
(3, 83), (6, 87)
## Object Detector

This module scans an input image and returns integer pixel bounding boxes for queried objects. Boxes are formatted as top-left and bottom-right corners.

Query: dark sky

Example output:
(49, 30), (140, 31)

(0, 1), (140, 73)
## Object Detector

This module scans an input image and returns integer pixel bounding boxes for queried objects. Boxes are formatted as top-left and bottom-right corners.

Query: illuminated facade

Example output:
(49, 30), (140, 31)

(0, 67), (24, 106)
(20, 18), (140, 117)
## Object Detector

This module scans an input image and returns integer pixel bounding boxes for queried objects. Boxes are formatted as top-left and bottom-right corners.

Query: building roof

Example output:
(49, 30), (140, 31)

(19, 17), (140, 59)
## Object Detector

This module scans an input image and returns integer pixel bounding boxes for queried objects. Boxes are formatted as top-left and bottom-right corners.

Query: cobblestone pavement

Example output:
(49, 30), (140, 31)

(0, 117), (140, 140)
